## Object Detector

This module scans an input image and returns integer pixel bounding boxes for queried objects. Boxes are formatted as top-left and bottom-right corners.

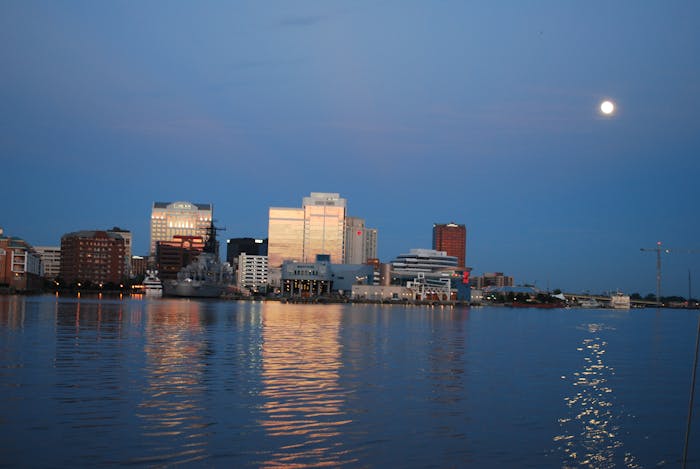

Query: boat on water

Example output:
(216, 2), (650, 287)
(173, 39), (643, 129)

(610, 291), (631, 309)
(143, 270), (163, 297)
(579, 298), (601, 308)
(162, 225), (233, 299)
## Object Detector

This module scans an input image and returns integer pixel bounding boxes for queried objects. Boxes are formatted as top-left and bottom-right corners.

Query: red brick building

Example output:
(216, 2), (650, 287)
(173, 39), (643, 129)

(60, 231), (126, 285)
(0, 233), (43, 292)
(156, 235), (205, 280)
(432, 223), (466, 268)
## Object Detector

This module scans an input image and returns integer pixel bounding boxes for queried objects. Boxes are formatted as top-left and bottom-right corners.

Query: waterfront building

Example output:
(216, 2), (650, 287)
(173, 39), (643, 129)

(155, 235), (205, 281)
(150, 201), (213, 255)
(107, 227), (132, 277)
(433, 223), (466, 268)
(237, 253), (268, 293)
(0, 232), (43, 292)
(281, 258), (333, 297)
(131, 255), (147, 278)
(302, 192), (346, 264)
(330, 263), (374, 294)
(391, 248), (458, 276)
(60, 230), (126, 286)
(280, 254), (374, 298)
(267, 207), (305, 268)
(344, 218), (378, 264)
(268, 192), (378, 269)
(351, 285), (414, 302)
(226, 238), (268, 265)
(388, 248), (470, 302)
(268, 192), (346, 267)
(34, 246), (61, 279)
(471, 272), (514, 289)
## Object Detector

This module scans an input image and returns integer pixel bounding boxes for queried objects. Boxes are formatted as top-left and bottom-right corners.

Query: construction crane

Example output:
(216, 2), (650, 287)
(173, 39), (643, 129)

(641, 241), (699, 307)
(640, 241), (669, 307)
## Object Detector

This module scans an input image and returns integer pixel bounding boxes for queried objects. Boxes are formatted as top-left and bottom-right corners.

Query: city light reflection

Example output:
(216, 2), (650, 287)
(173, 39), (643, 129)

(135, 300), (211, 466)
(258, 303), (356, 466)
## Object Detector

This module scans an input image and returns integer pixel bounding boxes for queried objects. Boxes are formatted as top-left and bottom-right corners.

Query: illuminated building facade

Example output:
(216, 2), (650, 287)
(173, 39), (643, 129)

(150, 201), (213, 255)
(155, 235), (205, 280)
(0, 232), (43, 292)
(433, 223), (467, 268)
(268, 193), (347, 267)
(60, 230), (126, 285)
(302, 193), (346, 264)
(281, 258), (333, 297)
(35, 246), (61, 279)
(267, 207), (305, 268)
(131, 255), (147, 278)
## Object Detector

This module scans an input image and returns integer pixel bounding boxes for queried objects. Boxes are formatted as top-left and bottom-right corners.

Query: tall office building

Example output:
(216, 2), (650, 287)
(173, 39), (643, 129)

(267, 207), (305, 268)
(432, 223), (466, 267)
(302, 192), (346, 264)
(150, 201), (213, 255)
(268, 193), (347, 267)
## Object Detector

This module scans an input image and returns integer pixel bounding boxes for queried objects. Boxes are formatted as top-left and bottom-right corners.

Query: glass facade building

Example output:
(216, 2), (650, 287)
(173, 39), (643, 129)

(267, 193), (377, 268)
(267, 207), (305, 268)
(302, 193), (346, 265)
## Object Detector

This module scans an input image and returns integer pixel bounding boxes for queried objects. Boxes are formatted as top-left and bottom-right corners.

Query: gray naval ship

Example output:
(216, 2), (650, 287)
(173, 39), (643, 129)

(162, 225), (233, 298)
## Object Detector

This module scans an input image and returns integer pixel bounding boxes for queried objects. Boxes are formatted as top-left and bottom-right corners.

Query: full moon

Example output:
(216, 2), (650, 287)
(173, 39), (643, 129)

(600, 100), (615, 115)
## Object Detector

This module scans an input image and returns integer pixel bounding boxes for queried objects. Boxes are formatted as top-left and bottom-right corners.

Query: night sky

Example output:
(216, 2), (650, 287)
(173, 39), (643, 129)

(2, 1), (699, 296)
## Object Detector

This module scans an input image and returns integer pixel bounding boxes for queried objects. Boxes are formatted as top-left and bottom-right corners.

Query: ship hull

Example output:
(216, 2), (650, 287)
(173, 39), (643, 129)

(163, 281), (225, 298)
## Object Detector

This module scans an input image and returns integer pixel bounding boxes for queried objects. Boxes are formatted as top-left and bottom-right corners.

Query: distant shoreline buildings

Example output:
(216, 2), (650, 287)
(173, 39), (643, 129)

(0, 192), (527, 301)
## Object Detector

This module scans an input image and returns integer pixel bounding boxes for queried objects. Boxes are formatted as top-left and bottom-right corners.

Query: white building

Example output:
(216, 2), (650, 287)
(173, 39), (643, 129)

(34, 246), (61, 279)
(237, 253), (268, 293)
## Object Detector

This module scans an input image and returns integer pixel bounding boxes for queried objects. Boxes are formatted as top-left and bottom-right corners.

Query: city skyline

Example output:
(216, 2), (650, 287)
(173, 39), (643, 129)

(2, 2), (699, 296)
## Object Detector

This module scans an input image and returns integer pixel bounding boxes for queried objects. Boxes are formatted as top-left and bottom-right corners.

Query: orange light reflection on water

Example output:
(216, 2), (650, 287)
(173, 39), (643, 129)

(258, 303), (357, 467)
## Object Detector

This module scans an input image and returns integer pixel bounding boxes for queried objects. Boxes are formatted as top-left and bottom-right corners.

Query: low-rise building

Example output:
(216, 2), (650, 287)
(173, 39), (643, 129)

(472, 272), (514, 289)
(237, 253), (268, 293)
(0, 233), (43, 292)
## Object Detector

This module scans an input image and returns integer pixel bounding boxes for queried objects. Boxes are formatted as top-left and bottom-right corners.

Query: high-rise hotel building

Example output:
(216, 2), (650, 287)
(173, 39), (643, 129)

(432, 223), (467, 268)
(150, 201), (213, 255)
(344, 217), (378, 264)
(268, 193), (346, 267)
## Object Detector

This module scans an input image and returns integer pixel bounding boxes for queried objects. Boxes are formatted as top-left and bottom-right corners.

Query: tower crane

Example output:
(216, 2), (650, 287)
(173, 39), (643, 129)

(641, 241), (699, 307)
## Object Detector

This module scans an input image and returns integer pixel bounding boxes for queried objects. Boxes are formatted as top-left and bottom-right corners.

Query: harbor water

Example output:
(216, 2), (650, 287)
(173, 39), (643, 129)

(1, 295), (699, 467)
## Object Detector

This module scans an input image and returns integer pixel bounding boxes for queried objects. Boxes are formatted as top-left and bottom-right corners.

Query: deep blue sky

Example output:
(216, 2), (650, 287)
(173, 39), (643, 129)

(2, 1), (699, 296)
